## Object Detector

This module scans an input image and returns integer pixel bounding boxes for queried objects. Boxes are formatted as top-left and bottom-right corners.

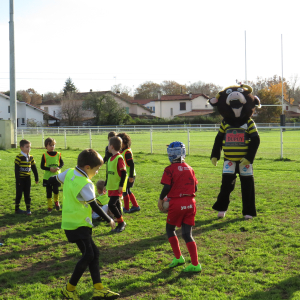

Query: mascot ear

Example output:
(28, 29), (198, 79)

(254, 96), (261, 108)
(209, 97), (218, 106)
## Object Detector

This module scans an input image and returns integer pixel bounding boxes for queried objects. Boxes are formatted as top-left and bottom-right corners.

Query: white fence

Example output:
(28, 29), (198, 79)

(16, 124), (300, 160)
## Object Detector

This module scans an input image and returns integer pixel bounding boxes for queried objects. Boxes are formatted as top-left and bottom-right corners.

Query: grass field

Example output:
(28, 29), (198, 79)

(0, 132), (300, 299)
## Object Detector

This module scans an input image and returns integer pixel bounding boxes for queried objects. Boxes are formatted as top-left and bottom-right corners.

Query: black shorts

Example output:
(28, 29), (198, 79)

(64, 226), (92, 243)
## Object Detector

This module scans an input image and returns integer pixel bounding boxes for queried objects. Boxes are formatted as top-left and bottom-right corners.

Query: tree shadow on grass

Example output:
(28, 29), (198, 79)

(239, 275), (300, 300)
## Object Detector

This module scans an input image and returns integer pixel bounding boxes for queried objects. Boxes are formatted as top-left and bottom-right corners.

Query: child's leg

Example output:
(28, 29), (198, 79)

(181, 223), (199, 266)
(122, 190), (130, 211)
(108, 196), (122, 219)
(46, 183), (53, 209)
(15, 180), (23, 211)
(69, 237), (100, 287)
(166, 223), (181, 259)
(127, 179), (139, 208)
(23, 176), (31, 211)
(53, 184), (60, 210)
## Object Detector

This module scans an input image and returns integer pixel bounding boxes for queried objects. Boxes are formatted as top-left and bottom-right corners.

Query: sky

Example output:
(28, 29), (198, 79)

(0, 0), (300, 96)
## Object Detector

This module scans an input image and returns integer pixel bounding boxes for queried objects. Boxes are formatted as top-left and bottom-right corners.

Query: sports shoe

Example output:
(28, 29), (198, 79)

(47, 208), (52, 213)
(55, 201), (61, 211)
(183, 263), (201, 273)
(111, 222), (126, 233)
(217, 211), (226, 218)
(26, 210), (32, 215)
(129, 206), (141, 213)
(61, 285), (80, 300)
(92, 287), (120, 299)
(15, 209), (26, 214)
(244, 215), (253, 220)
(122, 208), (130, 213)
(169, 255), (185, 268)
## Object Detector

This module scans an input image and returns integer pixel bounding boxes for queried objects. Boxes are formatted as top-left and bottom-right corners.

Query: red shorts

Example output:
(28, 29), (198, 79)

(166, 197), (196, 227)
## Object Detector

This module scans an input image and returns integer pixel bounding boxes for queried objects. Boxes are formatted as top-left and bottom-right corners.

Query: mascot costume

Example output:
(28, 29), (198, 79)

(209, 84), (261, 220)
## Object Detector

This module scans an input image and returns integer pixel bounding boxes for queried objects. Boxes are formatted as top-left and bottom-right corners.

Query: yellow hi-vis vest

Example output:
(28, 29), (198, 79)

(43, 152), (61, 180)
(61, 169), (93, 230)
(120, 148), (136, 177)
(106, 154), (127, 192)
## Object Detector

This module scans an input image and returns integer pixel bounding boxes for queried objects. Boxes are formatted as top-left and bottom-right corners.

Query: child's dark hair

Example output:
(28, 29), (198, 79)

(108, 131), (117, 139)
(19, 139), (30, 148)
(96, 180), (105, 191)
(44, 137), (56, 147)
(117, 132), (131, 148)
(77, 149), (103, 168)
(109, 136), (122, 152)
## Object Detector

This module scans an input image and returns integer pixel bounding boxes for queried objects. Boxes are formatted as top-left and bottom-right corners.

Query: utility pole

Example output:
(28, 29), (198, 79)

(9, 0), (17, 148)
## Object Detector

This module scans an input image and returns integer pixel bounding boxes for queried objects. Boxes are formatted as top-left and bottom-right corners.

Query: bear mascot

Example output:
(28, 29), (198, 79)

(209, 84), (261, 220)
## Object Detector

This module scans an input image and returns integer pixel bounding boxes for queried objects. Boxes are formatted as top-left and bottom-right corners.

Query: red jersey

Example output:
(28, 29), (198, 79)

(108, 153), (126, 197)
(161, 162), (198, 198)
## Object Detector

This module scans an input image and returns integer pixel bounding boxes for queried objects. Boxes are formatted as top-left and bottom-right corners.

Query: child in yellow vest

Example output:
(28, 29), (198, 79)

(105, 136), (127, 233)
(48, 149), (120, 300)
(40, 137), (64, 213)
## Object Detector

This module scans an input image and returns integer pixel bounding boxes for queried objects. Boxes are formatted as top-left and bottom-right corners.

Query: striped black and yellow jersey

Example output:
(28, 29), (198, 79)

(219, 119), (259, 161)
(14, 153), (39, 182)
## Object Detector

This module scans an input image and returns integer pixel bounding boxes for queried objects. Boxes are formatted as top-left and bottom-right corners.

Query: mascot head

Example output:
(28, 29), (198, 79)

(209, 84), (261, 122)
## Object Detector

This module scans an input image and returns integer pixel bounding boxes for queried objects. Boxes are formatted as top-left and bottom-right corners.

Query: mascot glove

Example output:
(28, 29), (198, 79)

(240, 158), (251, 166)
(211, 157), (218, 166)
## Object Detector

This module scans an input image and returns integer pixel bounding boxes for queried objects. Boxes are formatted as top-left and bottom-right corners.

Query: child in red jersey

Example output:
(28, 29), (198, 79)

(105, 136), (127, 233)
(158, 141), (201, 273)
(117, 132), (140, 213)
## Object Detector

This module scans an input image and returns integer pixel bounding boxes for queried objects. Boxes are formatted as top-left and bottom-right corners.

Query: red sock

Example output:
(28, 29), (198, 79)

(168, 236), (181, 259)
(129, 193), (139, 207)
(186, 241), (199, 266)
(117, 217), (124, 224)
(123, 195), (130, 210)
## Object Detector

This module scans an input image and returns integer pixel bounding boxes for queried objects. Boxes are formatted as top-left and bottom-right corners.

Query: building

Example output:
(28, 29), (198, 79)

(130, 92), (213, 119)
(284, 99), (300, 119)
(40, 90), (153, 125)
(0, 93), (59, 127)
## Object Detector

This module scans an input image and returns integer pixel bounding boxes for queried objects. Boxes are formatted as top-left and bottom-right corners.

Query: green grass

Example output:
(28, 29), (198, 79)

(1, 132), (300, 299)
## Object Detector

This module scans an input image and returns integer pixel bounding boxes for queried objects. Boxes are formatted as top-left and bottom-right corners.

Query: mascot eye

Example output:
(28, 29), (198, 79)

(237, 88), (244, 92)
(226, 89), (232, 94)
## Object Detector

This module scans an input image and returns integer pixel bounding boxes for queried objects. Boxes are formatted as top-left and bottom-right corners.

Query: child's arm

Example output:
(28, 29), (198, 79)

(14, 162), (20, 185)
(40, 154), (51, 171)
(89, 201), (113, 225)
(31, 164), (39, 183)
(159, 184), (171, 200)
(119, 170), (127, 193)
(59, 156), (64, 169)
(124, 151), (135, 181)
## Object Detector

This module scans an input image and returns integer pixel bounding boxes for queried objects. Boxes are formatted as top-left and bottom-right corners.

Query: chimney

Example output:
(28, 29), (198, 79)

(189, 92), (192, 99)
(180, 86), (183, 94)
(90, 89), (92, 92)
(157, 90), (161, 100)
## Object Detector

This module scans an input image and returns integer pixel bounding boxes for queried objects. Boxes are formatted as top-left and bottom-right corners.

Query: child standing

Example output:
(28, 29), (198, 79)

(14, 139), (39, 215)
(105, 136), (127, 233)
(48, 149), (120, 300)
(117, 132), (140, 213)
(158, 141), (201, 273)
(40, 137), (64, 213)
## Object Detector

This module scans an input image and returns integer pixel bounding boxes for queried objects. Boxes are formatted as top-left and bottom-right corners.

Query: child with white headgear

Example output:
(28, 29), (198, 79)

(158, 141), (201, 272)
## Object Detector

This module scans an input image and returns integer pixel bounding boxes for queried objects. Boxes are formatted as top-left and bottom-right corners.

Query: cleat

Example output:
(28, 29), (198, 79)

(26, 210), (32, 216)
(183, 263), (201, 273)
(55, 201), (61, 211)
(61, 285), (80, 300)
(169, 255), (185, 268)
(47, 208), (53, 213)
(15, 209), (26, 214)
(129, 206), (141, 213)
(122, 208), (130, 213)
(92, 287), (120, 299)
(217, 211), (226, 218)
(244, 215), (253, 220)
(111, 222), (126, 233)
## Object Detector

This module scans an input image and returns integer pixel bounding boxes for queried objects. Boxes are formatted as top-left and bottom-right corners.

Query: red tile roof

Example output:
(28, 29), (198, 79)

(176, 109), (214, 117)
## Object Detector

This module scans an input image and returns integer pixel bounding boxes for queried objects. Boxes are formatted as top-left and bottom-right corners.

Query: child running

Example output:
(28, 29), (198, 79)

(105, 136), (127, 233)
(117, 132), (140, 213)
(48, 149), (120, 300)
(14, 139), (39, 215)
(40, 137), (64, 213)
(158, 141), (201, 273)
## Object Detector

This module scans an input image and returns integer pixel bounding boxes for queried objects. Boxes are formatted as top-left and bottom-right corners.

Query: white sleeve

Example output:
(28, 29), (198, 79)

(78, 182), (96, 203)
(57, 168), (70, 184)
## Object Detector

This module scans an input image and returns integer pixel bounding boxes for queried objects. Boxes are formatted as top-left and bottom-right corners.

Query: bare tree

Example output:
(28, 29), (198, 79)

(58, 92), (82, 125)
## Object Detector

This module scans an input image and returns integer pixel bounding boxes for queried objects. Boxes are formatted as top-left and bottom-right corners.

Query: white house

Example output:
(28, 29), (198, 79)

(0, 93), (59, 127)
(40, 91), (153, 125)
(284, 99), (300, 119)
(130, 92), (213, 119)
